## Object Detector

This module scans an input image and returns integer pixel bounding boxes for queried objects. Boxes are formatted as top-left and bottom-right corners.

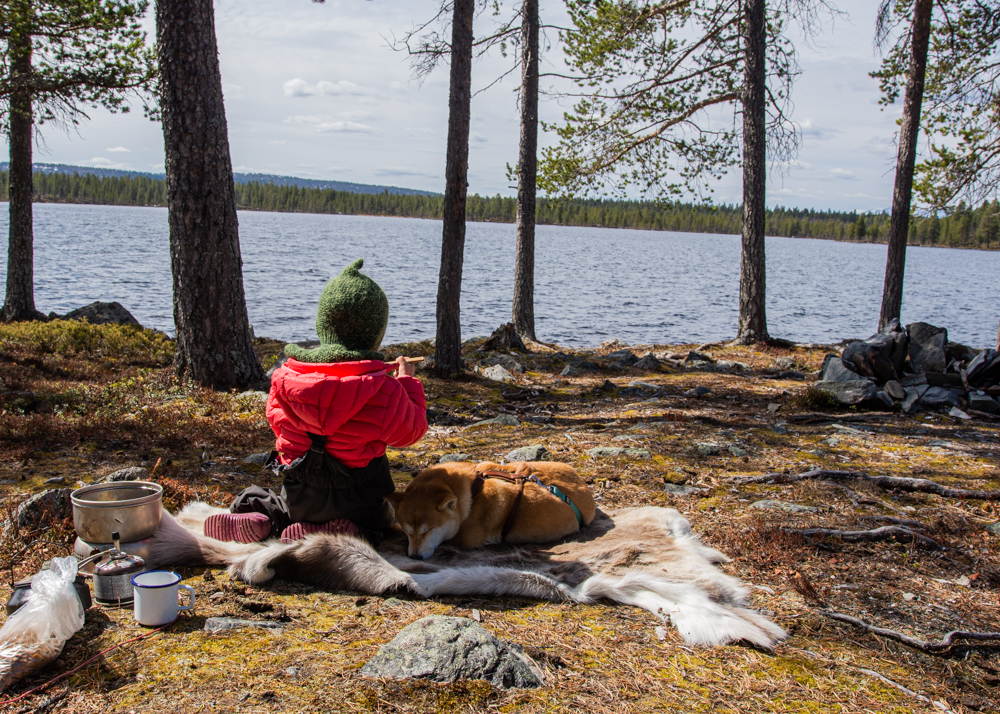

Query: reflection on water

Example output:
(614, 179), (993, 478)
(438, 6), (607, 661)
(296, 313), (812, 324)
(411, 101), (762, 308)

(1, 202), (997, 348)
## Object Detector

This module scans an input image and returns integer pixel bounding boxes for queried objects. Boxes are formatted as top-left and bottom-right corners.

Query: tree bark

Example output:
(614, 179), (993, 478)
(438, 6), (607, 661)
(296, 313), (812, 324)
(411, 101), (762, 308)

(735, 0), (770, 344)
(878, 0), (933, 331)
(155, 0), (265, 389)
(434, 0), (474, 376)
(2, 5), (45, 323)
(511, 0), (539, 343)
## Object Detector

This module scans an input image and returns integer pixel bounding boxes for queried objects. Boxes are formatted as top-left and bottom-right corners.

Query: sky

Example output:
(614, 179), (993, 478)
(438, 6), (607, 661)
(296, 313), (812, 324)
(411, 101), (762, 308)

(3, 0), (904, 213)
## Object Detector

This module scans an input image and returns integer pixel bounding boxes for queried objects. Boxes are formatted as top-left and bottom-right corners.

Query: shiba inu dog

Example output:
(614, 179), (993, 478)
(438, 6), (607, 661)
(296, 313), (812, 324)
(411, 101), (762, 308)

(384, 460), (596, 559)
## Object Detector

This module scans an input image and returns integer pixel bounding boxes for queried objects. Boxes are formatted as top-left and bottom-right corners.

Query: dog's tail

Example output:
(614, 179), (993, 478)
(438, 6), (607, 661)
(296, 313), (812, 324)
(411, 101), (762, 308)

(144, 508), (263, 569)
(570, 571), (786, 649)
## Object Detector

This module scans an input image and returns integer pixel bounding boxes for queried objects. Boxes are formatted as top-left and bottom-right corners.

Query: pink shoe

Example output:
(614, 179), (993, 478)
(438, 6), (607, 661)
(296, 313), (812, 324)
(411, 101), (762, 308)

(204, 512), (272, 543)
(280, 519), (359, 543)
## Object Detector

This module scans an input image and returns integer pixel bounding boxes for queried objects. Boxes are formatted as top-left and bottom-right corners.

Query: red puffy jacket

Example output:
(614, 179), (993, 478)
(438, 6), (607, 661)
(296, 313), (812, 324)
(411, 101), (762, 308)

(266, 358), (428, 468)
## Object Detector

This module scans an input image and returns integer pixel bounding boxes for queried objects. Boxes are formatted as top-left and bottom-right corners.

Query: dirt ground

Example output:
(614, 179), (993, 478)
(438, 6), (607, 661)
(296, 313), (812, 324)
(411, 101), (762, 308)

(1, 321), (998, 713)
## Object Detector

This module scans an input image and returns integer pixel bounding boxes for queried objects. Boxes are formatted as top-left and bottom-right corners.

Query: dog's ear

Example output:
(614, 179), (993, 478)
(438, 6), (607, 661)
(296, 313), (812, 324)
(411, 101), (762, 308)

(437, 497), (458, 512)
(383, 491), (403, 518)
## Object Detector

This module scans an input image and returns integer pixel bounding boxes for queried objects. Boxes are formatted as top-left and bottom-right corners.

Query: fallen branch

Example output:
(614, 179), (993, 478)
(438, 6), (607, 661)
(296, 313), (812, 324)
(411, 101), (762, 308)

(968, 409), (1000, 422)
(785, 526), (943, 550)
(736, 469), (1000, 501)
(785, 413), (891, 424)
(819, 611), (1000, 655)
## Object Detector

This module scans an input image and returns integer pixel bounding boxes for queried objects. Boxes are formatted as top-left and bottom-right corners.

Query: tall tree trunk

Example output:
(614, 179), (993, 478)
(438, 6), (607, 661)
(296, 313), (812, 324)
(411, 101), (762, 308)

(736, 0), (770, 344)
(2, 5), (45, 323)
(878, 0), (932, 331)
(512, 0), (539, 343)
(434, 0), (474, 376)
(155, 0), (265, 389)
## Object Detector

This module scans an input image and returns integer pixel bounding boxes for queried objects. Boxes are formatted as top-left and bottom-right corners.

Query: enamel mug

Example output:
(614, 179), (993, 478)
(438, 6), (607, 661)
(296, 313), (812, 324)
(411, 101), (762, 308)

(131, 570), (195, 626)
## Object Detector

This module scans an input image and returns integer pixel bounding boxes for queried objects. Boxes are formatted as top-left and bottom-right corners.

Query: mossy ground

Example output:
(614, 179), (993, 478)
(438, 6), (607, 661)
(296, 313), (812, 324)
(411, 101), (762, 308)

(1, 322), (998, 713)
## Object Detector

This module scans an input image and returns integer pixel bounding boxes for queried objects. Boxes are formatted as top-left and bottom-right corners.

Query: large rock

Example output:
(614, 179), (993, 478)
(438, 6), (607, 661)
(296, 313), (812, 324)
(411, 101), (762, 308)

(902, 384), (929, 414)
(605, 349), (639, 367)
(98, 466), (149, 483)
(13, 489), (73, 532)
(505, 445), (550, 462)
(204, 617), (284, 633)
(466, 414), (520, 429)
(920, 386), (964, 410)
(632, 353), (661, 371)
(586, 446), (651, 459)
(818, 354), (861, 383)
(812, 379), (879, 405)
(477, 353), (525, 374)
(947, 342), (979, 365)
(360, 615), (542, 689)
(481, 365), (516, 383)
(880, 318), (909, 376)
(966, 349), (1000, 389)
(907, 322), (948, 374)
(842, 334), (898, 383)
(439, 453), (472, 463)
(969, 392), (999, 414)
(62, 301), (141, 327)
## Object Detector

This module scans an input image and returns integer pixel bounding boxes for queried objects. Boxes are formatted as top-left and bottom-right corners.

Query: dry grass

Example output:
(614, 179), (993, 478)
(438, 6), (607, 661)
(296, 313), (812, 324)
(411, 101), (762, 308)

(1, 324), (999, 713)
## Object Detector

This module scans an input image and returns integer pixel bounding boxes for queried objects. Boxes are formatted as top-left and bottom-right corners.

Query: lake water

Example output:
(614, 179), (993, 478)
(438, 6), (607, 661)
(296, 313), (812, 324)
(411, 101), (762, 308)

(0, 202), (997, 348)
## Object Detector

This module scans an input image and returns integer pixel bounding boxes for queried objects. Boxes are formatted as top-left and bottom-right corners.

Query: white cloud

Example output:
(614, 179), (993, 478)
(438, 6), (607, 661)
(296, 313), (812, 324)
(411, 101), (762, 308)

(88, 157), (129, 169)
(830, 168), (856, 180)
(284, 78), (374, 98)
(283, 115), (374, 133)
(106, 146), (130, 153)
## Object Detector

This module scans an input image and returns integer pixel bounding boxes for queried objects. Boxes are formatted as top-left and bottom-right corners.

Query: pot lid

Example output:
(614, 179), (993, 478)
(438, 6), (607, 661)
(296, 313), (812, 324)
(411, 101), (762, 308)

(95, 549), (145, 576)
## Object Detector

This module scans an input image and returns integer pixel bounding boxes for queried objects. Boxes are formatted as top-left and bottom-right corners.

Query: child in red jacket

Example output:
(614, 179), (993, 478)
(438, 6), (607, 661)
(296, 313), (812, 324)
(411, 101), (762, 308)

(204, 259), (428, 544)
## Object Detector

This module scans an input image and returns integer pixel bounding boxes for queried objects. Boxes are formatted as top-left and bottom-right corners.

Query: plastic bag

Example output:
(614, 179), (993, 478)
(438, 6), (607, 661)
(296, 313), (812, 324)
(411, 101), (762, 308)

(0, 556), (85, 692)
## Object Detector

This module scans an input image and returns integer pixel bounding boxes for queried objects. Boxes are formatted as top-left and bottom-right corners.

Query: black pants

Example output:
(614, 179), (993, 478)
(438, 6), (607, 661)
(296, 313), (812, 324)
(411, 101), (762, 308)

(230, 434), (395, 545)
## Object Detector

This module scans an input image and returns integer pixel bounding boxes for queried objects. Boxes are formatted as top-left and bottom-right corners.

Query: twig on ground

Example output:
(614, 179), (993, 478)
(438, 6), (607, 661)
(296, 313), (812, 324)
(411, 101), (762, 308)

(819, 610), (1000, 655)
(735, 469), (1000, 501)
(863, 515), (928, 529)
(785, 526), (943, 549)
(854, 668), (945, 710)
(785, 413), (891, 424)
(968, 409), (1000, 421)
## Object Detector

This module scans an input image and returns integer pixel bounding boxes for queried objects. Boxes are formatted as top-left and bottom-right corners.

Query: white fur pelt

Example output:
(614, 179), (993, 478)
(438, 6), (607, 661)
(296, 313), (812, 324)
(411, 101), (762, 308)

(145, 503), (784, 648)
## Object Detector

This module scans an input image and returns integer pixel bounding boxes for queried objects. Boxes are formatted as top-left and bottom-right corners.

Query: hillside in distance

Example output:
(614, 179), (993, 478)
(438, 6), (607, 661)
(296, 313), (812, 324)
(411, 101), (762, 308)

(0, 162), (438, 197)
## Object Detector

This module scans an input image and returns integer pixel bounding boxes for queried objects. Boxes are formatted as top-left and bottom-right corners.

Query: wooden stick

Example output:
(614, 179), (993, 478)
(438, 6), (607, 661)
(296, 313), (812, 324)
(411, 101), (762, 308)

(383, 356), (424, 367)
(785, 525), (943, 550)
(734, 469), (1000, 501)
(818, 610), (1000, 654)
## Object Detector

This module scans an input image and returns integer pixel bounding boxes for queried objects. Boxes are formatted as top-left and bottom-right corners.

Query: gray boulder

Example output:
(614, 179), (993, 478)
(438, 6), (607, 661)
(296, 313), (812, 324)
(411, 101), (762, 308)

(606, 349), (639, 367)
(884, 380), (905, 400)
(947, 342), (979, 365)
(812, 379), (879, 405)
(842, 334), (898, 382)
(481, 365), (516, 383)
(632, 353), (661, 371)
(99, 466), (150, 483)
(13, 488), (73, 532)
(772, 356), (797, 371)
(751, 500), (818, 514)
(920, 386), (963, 410)
(62, 301), (141, 327)
(907, 322), (948, 373)
(559, 365), (580, 378)
(505, 445), (550, 462)
(478, 353), (525, 374)
(969, 392), (999, 414)
(244, 452), (271, 465)
(204, 617), (285, 633)
(586, 446), (651, 459)
(360, 615), (543, 689)
(267, 355), (290, 380)
(818, 354), (861, 383)
(966, 349), (1000, 388)
(663, 483), (705, 496)
(695, 443), (721, 456)
(684, 386), (711, 397)
(439, 453), (472, 463)
(467, 413), (520, 429)
(685, 350), (715, 364)
(902, 384), (929, 414)
(880, 318), (910, 376)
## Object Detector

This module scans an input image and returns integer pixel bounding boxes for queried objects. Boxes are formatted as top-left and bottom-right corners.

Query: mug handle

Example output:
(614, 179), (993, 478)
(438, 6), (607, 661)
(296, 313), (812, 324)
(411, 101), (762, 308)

(178, 584), (196, 612)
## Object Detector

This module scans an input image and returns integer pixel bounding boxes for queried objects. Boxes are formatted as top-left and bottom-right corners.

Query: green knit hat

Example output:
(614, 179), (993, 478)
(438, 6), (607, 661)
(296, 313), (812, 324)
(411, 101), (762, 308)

(284, 259), (389, 363)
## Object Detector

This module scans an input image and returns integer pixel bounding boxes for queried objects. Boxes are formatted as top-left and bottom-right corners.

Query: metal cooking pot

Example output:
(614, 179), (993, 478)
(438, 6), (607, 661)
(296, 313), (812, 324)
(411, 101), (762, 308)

(93, 531), (145, 606)
(72, 481), (162, 543)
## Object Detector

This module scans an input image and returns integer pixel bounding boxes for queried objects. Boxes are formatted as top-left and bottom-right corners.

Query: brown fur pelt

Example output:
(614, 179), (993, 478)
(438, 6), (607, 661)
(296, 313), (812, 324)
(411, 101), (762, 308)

(144, 502), (784, 648)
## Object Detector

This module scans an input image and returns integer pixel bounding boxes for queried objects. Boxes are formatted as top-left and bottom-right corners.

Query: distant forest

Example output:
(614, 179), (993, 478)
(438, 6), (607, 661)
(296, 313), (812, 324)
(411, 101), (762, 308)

(1, 169), (998, 250)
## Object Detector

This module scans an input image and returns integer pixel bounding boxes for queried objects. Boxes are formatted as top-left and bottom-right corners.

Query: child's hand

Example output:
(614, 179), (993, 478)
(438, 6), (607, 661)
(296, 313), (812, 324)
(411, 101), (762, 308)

(395, 356), (416, 378)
